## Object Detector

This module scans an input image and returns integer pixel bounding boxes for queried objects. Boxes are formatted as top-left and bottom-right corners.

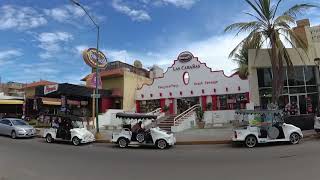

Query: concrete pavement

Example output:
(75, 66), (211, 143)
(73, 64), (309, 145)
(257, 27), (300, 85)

(1, 135), (320, 180)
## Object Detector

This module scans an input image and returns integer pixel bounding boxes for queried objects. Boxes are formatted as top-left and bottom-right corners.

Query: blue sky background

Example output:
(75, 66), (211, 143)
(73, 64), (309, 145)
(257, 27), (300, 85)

(0, 0), (319, 84)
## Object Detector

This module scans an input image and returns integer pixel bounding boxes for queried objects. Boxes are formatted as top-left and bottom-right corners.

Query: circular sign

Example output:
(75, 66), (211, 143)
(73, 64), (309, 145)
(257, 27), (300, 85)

(177, 51), (194, 63)
(83, 48), (107, 68)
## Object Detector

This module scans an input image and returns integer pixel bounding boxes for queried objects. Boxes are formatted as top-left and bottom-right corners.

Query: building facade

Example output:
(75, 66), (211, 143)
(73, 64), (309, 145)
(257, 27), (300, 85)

(248, 19), (320, 115)
(82, 61), (152, 112)
(136, 51), (250, 115)
(0, 81), (25, 97)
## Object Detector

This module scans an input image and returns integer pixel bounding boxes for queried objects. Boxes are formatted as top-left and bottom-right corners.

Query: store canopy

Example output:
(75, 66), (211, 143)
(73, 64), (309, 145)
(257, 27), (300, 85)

(0, 100), (24, 105)
(116, 112), (158, 120)
(35, 83), (112, 99)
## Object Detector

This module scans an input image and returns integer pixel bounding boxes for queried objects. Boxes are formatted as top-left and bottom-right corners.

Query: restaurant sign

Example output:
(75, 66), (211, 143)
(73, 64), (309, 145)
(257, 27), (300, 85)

(83, 48), (108, 69)
(177, 51), (193, 63)
(44, 84), (58, 95)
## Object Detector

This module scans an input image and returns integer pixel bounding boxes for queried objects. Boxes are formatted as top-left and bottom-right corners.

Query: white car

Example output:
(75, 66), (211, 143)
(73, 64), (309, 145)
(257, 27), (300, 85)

(315, 116), (320, 133)
(112, 127), (176, 149)
(232, 123), (303, 148)
(43, 119), (95, 146)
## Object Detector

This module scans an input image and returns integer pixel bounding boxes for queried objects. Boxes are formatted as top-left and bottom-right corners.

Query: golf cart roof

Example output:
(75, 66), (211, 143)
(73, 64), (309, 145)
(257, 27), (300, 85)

(116, 112), (158, 120)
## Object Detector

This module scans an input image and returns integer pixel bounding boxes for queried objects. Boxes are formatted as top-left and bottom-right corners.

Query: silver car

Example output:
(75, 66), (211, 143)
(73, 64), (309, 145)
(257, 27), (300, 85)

(0, 118), (36, 138)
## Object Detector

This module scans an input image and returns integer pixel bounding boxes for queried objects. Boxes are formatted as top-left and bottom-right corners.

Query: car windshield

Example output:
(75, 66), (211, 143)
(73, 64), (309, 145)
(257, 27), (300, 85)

(71, 121), (84, 128)
(11, 120), (28, 126)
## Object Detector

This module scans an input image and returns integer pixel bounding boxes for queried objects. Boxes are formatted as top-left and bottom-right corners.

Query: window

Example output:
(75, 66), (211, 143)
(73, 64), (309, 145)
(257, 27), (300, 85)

(257, 68), (272, 87)
(183, 72), (190, 85)
(305, 66), (316, 85)
(0, 120), (11, 126)
(288, 67), (304, 86)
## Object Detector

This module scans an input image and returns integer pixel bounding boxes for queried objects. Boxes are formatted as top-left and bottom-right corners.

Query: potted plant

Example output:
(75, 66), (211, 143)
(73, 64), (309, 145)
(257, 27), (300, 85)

(206, 102), (212, 111)
(196, 107), (205, 129)
(162, 105), (169, 114)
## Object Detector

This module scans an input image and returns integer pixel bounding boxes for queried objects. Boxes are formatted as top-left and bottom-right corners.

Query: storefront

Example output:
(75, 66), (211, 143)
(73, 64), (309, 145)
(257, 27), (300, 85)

(136, 51), (250, 114)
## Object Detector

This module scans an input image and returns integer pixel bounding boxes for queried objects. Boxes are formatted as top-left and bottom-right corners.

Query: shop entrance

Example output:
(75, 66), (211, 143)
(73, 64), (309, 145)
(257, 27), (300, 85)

(177, 97), (199, 114)
(288, 94), (307, 115)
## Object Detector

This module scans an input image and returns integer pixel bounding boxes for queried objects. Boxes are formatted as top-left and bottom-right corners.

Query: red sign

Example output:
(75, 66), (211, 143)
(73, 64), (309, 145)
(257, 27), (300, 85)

(44, 84), (58, 95)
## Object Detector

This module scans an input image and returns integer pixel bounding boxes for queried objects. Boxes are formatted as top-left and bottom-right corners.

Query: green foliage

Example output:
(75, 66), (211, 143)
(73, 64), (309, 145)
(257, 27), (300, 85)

(162, 105), (169, 112)
(196, 107), (204, 121)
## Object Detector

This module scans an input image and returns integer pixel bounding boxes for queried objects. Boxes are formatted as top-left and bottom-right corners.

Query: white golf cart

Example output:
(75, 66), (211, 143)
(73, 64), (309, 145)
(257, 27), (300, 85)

(111, 113), (176, 149)
(315, 115), (320, 133)
(43, 115), (95, 146)
(232, 110), (303, 148)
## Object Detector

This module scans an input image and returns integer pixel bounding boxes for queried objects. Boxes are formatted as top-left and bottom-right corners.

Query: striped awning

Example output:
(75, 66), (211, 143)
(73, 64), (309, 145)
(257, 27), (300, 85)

(0, 100), (24, 105)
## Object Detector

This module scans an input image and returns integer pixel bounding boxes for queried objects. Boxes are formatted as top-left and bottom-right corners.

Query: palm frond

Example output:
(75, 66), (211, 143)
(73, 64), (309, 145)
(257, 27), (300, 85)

(271, 0), (283, 21)
(244, 0), (267, 22)
(283, 3), (318, 18)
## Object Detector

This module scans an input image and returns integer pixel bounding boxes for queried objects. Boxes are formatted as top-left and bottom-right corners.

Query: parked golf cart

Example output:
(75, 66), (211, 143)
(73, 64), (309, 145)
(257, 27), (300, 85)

(233, 110), (303, 148)
(315, 115), (320, 133)
(43, 115), (95, 146)
(111, 112), (176, 149)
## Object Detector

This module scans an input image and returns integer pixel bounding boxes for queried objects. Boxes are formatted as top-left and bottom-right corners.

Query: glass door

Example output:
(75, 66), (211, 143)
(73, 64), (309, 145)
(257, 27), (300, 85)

(289, 95), (307, 115)
(299, 95), (307, 114)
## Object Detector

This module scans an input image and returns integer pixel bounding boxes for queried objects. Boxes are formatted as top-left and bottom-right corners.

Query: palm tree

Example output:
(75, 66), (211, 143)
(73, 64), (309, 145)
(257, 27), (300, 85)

(225, 0), (316, 104)
(232, 38), (262, 79)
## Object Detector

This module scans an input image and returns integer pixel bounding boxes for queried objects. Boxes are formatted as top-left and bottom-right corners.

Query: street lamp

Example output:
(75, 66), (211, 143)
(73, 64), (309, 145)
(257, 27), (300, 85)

(314, 57), (320, 114)
(70, 0), (101, 136)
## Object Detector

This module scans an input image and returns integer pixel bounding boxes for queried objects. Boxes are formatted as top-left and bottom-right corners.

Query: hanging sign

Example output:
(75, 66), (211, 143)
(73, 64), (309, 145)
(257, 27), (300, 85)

(177, 51), (194, 63)
(44, 84), (58, 95)
(83, 48), (108, 68)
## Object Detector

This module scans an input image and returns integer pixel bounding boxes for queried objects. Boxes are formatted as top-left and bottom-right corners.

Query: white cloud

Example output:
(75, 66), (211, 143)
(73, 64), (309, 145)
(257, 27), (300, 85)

(0, 49), (22, 60)
(153, 0), (199, 9)
(44, 5), (86, 23)
(37, 32), (73, 59)
(0, 5), (47, 30)
(112, 0), (151, 21)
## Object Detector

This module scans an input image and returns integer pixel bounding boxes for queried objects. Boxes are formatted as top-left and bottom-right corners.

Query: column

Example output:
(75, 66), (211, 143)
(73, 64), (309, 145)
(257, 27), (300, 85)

(169, 98), (174, 114)
(136, 100), (140, 113)
(201, 96), (207, 111)
(212, 95), (217, 110)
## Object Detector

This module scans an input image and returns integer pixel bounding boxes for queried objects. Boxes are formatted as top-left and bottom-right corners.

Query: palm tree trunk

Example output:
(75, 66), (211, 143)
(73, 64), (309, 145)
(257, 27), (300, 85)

(270, 33), (281, 104)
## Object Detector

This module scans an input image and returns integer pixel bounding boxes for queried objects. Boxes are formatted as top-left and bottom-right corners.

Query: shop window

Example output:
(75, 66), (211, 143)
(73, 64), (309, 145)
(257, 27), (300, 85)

(288, 67), (304, 86)
(183, 72), (190, 85)
(305, 66), (316, 85)
(259, 88), (272, 98)
(218, 95), (227, 110)
(257, 68), (272, 87)
(307, 86), (317, 93)
(139, 100), (160, 113)
(289, 87), (306, 94)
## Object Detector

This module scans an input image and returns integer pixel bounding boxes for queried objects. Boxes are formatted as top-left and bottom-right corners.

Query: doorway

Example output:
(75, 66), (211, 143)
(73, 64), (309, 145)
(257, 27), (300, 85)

(177, 97), (199, 114)
(289, 94), (307, 115)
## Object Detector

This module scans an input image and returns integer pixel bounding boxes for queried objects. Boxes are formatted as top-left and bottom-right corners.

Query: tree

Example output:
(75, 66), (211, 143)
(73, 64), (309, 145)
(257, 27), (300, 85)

(133, 60), (142, 68)
(232, 38), (262, 79)
(225, 0), (316, 103)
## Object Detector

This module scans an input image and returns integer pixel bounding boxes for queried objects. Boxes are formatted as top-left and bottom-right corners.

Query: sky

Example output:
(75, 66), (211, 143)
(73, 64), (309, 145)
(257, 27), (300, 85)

(0, 0), (319, 84)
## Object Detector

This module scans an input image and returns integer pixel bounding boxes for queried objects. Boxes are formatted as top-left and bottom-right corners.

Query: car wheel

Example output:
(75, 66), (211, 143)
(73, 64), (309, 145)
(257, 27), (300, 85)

(156, 139), (168, 149)
(289, 132), (301, 145)
(245, 135), (257, 148)
(72, 137), (81, 146)
(118, 137), (128, 148)
(136, 133), (145, 143)
(11, 131), (17, 139)
(46, 134), (54, 143)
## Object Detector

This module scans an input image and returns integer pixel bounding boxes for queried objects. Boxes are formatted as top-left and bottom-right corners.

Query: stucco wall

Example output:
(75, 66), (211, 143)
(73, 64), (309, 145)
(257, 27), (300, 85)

(123, 71), (152, 111)
(101, 77), (124, 91)
(25, 88), (36, 98)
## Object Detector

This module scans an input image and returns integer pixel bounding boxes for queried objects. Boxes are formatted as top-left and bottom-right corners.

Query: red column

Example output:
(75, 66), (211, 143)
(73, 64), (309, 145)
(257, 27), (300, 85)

(136, 100), (140, 113)
(245, 92), (250, 103)
(169, 98), (174, 114)
(212, 95), (217, 111)
(101, 98), (113, 113)
(160, 99), (166, 109)
(201, 96), (207, 111)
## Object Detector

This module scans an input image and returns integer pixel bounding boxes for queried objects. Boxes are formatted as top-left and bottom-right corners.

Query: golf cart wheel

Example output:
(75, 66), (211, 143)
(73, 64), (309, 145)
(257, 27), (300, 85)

(289, 132), (301, 145)
(46, 134), (54, 143)
(118, 137), (128, 148)
(72, 136), (81, 146)
(11, 131), (17, 139)
(136, 133), (145, 143)
(245, 135), (257, 148)
(156, 139), (168, 149)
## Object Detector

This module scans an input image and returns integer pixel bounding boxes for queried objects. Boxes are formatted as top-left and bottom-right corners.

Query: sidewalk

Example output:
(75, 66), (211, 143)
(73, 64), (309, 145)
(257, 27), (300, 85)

(36, 127), (319, 145)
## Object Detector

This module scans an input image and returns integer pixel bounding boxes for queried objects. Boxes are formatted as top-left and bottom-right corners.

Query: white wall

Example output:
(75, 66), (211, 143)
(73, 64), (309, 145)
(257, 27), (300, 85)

(203, 110), (236, 125)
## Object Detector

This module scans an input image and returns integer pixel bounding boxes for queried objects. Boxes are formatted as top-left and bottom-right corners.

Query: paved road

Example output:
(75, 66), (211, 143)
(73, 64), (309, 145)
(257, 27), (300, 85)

(0, 136), (319, 180)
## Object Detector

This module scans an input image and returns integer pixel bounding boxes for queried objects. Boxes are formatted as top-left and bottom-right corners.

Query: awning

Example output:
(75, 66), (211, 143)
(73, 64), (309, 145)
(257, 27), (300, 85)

(42, 97), (61, 106)
(116, 112), (158, 120)
(0, 100), (24, 105)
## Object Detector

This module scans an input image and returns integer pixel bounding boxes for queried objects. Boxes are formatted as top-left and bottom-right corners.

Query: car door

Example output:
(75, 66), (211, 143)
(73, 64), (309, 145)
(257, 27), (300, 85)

(0, 120), (5, 135)
(0, 119), (13, 135)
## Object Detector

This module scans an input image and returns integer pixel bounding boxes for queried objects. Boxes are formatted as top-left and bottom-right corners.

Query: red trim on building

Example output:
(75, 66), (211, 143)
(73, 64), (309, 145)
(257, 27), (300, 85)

(212, 95), (217, 110)
(136, 100), (140, 113)
(101, 98), (113, 113)
(169, 98), (174, 114)
(160, 98), (166, 110)
(245, 92), (250, 103)
(201, 96), (207, 111)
